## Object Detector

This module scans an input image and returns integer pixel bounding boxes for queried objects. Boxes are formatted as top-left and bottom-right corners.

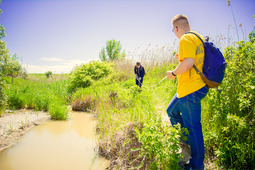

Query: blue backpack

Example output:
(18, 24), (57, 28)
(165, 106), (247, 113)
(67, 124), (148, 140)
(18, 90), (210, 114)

(187, 32), (227, 88)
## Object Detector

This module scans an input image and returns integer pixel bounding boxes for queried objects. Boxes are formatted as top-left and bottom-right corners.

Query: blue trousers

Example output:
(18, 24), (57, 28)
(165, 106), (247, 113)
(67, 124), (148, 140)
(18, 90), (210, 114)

(136, 77), (143, 87)
(166, 86), (208, 170)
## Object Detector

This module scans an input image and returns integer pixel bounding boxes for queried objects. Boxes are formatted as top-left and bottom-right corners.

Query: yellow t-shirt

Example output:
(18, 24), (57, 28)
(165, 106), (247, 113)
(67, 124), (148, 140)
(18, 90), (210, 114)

(177, 31), (206, 98)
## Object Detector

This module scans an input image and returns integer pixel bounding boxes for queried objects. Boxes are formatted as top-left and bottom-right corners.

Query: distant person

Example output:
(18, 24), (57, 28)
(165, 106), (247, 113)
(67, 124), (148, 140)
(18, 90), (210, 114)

(166, 14), (208, 170)
(134, 62), (145, 88)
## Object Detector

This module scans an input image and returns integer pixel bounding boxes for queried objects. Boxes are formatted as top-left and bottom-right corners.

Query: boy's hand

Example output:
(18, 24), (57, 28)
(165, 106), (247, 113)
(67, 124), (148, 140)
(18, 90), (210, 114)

(167, 71), (176, 80)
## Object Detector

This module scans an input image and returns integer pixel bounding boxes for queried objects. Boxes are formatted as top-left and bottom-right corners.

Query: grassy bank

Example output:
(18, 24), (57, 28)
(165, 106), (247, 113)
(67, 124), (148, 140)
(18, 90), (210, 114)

(69, 38), (254, 169)
(2, 37), (254, 169)
(3, 74), (69, 120)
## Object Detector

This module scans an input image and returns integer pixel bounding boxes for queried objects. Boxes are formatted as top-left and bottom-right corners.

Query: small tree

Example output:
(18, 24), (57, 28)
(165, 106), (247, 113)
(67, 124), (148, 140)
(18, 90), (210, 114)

(249, 31), (255, 43)
(0, 25), (6, 39)
(45, 71), (53, 78)
(6, 54), (21, 83)
(99, 39), (126, 61)
(0, 33), (21, 83)
(249, 15), (255, 43)
(99, 48), (107, 61)
(0, 7), (7, 115)
(0, 29), (10, 75)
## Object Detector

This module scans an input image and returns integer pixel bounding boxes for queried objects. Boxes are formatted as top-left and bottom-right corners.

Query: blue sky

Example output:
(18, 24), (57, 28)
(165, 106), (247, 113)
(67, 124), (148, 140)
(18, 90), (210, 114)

(0, 0), (254, 73)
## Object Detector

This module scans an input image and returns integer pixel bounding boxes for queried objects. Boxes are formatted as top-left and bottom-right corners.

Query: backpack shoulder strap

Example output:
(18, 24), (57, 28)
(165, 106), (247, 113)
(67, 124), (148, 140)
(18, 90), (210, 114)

(193, 65), (202, 75)
(186, 31), (204, 45)
(186, 32), (205, 75)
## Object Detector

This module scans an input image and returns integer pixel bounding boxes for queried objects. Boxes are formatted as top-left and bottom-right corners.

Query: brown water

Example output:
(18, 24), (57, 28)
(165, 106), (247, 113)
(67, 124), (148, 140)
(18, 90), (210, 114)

(0, 111), (109, 170)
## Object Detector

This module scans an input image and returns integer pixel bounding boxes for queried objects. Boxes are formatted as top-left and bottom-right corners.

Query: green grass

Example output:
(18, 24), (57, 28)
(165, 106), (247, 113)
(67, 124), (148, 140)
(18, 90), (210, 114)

(2, 36), (253, 169)
(49, 101), (68, 120)
(70, 38), (254, 169)
(3, 74), (70, 120)
(70, 60), (183, 169)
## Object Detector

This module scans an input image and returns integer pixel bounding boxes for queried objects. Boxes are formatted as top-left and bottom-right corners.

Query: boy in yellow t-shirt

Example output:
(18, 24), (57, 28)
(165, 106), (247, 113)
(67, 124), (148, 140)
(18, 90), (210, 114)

(166, 14), (208, 170)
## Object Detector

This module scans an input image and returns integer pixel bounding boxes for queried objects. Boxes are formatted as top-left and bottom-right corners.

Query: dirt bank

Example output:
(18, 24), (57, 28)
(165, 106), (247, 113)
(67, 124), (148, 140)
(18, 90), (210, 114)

(0, 109), (50, 152)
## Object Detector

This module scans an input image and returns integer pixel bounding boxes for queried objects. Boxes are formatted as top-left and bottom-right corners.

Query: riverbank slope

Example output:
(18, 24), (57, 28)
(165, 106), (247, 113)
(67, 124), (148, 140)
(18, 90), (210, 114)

(0, 109), (50, 151)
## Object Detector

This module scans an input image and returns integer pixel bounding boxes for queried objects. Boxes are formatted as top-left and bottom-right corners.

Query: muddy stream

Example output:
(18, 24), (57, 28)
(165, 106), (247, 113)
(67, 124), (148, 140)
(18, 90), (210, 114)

(0, 111), (109, 170)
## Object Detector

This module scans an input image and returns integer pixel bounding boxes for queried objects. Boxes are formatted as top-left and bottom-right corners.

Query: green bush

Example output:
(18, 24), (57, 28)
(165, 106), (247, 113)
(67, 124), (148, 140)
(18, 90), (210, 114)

(50, 79), (70, 104)
(204, 39), (255, 169)
(45, 71), (53, 78)
(94, 41), (254, 169)
(68, 61), (113, 93)
(3, 75), (70, 120)
(6, 87), (26, 109)
(24, 90), (35, 109)
(134, 121), (181, 170)
(215, 114), (253, 168)
(49, 102), (68, 120)
(34, 93), (51, 111)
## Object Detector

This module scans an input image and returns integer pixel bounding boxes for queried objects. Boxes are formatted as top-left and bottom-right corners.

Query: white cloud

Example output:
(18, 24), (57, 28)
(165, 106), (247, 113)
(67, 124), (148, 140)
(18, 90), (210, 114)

(39, 57), (65, 62)
(23, 59), (94, 74)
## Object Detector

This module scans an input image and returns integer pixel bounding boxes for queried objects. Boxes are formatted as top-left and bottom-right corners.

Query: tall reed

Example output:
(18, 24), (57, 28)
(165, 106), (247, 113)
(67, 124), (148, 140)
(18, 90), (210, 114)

(3, 74), (69, 120)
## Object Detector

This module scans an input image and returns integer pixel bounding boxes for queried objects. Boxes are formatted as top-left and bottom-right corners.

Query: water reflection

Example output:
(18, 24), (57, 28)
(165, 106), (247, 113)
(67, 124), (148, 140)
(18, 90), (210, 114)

(0, 111), (109, 170)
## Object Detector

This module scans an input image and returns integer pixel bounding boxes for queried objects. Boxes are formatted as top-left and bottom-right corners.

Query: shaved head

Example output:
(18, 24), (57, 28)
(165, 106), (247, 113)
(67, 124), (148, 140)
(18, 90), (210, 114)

(172, 14), (190, 29)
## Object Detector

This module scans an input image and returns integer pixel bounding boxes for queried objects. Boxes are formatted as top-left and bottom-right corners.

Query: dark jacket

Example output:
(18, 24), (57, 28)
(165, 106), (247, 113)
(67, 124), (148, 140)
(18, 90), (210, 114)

(134, 65), (145, 78)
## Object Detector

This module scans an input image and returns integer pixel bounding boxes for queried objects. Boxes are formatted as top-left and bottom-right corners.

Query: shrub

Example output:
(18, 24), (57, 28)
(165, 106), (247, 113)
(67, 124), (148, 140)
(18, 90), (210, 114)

(25, 91), (35, 109)
(6, 87), (25, 109)
(3, 75), (70, 115)
(34, 93), (51, 111)
(68, 61), (113, 93)
(215, 114), (253, 168)
(204, 39), (255, 169)
(49, 102), (68, 120)
(45, 71), (53, 78)
(134, 121), (181, 169)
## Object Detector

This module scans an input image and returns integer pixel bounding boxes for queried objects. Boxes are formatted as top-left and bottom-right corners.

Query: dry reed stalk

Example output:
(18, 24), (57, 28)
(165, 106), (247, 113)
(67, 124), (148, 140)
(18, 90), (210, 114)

(71, 95), (95, 112)
(126, 42), (178, 70)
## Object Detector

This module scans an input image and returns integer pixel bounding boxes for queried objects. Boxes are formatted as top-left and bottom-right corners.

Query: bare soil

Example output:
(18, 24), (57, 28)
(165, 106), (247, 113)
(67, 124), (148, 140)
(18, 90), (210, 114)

(0, 109), (50, 152)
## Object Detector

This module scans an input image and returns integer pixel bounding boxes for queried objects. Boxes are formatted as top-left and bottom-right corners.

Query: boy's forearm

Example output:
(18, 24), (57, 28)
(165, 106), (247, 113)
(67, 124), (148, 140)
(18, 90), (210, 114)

(173, 58), (194, 75)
